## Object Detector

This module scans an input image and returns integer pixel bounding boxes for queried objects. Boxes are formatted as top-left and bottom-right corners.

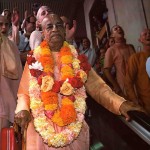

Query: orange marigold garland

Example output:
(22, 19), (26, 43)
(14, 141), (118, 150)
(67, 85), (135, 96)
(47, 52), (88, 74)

(27, 41), (91, 147)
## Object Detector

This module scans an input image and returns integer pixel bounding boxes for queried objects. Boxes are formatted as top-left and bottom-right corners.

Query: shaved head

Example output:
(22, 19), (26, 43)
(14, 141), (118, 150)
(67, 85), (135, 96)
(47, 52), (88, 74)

(0, 15), (9, 34)
(41, 14), (63, 29)
(41, 14), (65, 51)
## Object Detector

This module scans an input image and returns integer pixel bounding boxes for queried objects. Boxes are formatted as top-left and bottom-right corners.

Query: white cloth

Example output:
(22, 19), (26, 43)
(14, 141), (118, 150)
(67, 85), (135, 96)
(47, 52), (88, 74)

(0, 34), (22, 123)
(79, 48), (96, 67)
(29, 30), (43, 50)
(18, 32), (30, 51)
(146, 57), (150, 78)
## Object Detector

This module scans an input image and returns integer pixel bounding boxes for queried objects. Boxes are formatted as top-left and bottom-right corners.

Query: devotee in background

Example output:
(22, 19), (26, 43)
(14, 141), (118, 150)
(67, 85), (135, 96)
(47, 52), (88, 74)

(104, 25), (135, 97)
(125, 28), (150, 115)
(29, 5), (53, 50)
(79, 37), (96, 67)
(0, 15), (22, 147)
(60, 16), (77, 48)
(14, 13), (145, 150)
(19, 15), (36, 66)
(1, 8), (20, 45)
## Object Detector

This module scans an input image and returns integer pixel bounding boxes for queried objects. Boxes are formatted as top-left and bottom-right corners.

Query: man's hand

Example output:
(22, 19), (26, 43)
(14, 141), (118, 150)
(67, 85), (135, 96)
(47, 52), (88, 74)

(65, 20), (77, 41)
(119, 101), (146, 121)
(15, 110), (31, 133)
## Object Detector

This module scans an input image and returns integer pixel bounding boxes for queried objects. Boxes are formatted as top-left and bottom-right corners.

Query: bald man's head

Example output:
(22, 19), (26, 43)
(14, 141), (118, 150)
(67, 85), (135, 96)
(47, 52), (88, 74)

(139, 28), (150, 46)
(41, 14), (63, 30)
(0, 15), (9, 34)
(36, 6), (53, 23)
(41, 14), (65, 50)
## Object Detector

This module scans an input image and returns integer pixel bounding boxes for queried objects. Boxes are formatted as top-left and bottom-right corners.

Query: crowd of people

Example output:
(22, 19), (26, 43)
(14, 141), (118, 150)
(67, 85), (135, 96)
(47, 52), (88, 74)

(0, 3), (150, 150)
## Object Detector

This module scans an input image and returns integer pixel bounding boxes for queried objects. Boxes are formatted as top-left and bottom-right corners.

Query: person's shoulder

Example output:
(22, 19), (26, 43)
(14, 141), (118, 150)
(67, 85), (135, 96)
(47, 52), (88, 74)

(127, 44), (136, 52)
(129, 51), (143, 62)
(30, 30), (42, 37)
(105, 45), (115, 55)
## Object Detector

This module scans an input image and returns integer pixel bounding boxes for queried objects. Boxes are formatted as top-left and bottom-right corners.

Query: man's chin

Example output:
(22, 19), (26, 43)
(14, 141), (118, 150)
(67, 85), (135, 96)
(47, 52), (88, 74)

(50, 36), (64, 43)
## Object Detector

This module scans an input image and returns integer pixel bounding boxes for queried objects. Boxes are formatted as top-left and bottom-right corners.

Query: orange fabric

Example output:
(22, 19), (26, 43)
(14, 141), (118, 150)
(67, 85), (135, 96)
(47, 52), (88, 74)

(85, 68), (125, 115)
(1, 34), (20, 79)
(104, 43), (135, 93)
(15, 52), (125, 149)
(15, 53), (89, 150)
(125, 51), (150, 114)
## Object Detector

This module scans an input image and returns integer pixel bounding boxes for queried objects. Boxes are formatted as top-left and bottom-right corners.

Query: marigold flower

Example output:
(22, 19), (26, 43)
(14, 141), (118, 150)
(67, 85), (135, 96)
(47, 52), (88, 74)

(60, 105), (77, 125)
(41, 48), (51, 57)
(60, 46), (72, 56)
(61, 97), (73, 106)
(41, 91), (58, 104)
(39, 56), (54, 67)
(44, 65), (53, 73)
(60, 55), (73, 64)
(51, 110), (64, 126)
(40, 40), (49, 48)
(45, 104), (57, 111)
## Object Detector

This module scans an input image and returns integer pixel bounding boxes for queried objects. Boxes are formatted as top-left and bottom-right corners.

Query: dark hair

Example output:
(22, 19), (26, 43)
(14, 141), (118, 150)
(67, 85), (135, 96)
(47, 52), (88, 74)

(26, 15), (36, 23)
(81, 37), (91, 45)
(32, 3), (40, 11)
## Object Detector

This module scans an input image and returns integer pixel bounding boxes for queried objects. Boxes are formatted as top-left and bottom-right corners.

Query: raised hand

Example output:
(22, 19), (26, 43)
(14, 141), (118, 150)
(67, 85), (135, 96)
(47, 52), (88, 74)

(65, 20), (77, 41)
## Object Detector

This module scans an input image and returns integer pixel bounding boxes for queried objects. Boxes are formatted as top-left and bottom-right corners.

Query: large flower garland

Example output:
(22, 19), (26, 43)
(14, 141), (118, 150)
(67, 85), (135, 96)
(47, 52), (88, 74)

(27, 41), (91, 147)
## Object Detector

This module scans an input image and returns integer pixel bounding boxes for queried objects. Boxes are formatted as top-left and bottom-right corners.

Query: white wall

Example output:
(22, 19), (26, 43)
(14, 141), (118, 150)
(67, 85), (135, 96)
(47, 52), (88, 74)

(106, 0), (150, 51)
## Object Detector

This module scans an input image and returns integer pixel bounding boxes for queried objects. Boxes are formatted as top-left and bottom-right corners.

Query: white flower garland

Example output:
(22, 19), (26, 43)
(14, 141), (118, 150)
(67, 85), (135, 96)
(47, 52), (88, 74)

(28, 44), (88, 147)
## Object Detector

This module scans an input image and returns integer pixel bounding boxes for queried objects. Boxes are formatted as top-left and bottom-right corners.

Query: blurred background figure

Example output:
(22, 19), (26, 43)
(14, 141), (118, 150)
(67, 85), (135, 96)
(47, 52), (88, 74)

(1, 8), (19, 45)
(125, 28), (150, 115)
(61, 16), (77, 48)
(104, 25), (135, 97)
(29, 5), (53, 49)
(79, 37), (96, 67)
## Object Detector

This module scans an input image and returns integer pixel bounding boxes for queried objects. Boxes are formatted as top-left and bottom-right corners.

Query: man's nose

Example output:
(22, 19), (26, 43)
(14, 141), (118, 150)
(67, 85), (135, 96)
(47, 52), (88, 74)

(52, 24), (58, 31)
(2, 24), (7, 28)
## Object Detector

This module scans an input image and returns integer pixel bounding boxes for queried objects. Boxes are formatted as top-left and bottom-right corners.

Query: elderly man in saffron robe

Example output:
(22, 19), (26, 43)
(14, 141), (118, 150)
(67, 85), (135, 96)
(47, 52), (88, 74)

(15, 14), (145, 150)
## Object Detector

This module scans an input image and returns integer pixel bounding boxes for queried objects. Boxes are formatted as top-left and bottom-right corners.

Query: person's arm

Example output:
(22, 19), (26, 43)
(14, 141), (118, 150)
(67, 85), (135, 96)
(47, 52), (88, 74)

(103, 48), (124, 96)
(15, 63), (31, 133)
(85, 68), (145, 120)
(65, 20), (77, 43)
(21, 10), (28, 31)
(10, 24), (20, 45)
(85, 68), (125, 115)
(125, 54), (139, 103)
(29, 31), (42, 50)
(9, 12), (20, 45)
(104, 68), (123, 94)
(15, 63), (30, 113)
